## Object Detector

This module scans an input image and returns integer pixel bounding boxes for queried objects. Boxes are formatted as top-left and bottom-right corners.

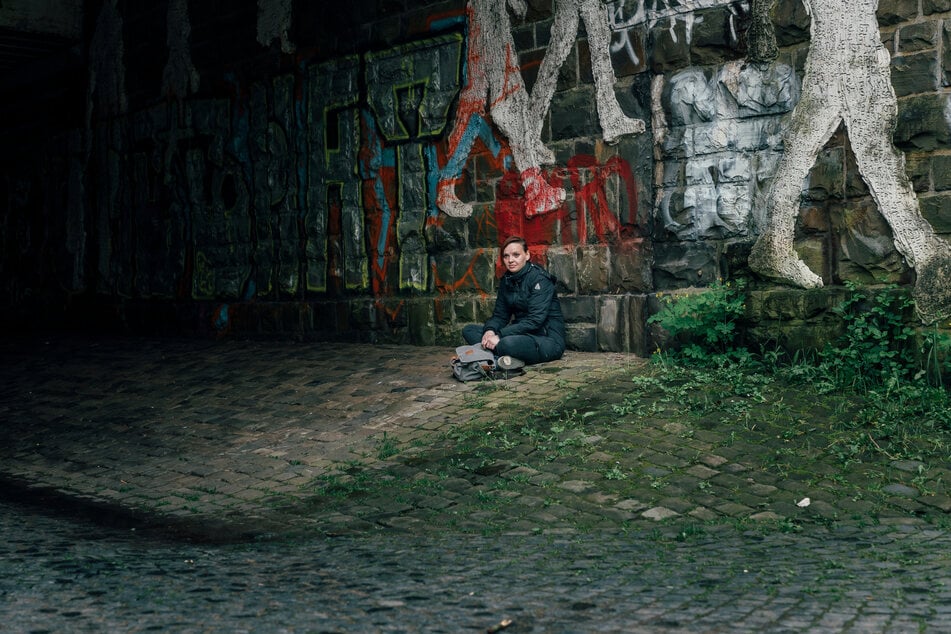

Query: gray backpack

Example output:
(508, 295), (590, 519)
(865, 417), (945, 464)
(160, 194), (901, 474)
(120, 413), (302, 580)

(450, 344), (497, 382)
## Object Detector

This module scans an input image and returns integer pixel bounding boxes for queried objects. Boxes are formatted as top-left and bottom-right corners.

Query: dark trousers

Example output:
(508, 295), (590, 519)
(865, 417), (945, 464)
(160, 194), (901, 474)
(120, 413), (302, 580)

(462, 324), (565, 366)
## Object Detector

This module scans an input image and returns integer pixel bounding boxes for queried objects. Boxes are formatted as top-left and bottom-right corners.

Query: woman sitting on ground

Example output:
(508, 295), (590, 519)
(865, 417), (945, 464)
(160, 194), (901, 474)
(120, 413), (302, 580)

(462, 236), (566, 369)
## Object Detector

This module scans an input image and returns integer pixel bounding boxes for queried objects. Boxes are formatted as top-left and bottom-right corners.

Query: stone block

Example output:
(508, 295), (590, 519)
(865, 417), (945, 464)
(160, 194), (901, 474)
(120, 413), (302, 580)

(649, 19), (690, 72)
(609, 240), (653, 292)
(890, 53), (939, 98)
(577, 245), (609, 292)
(652, 241), (718, 290)
(312, 301), (341, 332)
(627, 295), (649, 356)
(896, 94), (951, 150)
(943, 22), (951, 86)
(347, 298), (378, 330)
(837, 257), (907, 285)
(474, 156), (502, 199)
(832, 201), (908, 284)
(643, 289), (689, 351)
(924, 0), (951, 14)
(877, 0), (920, 25)
(905, 153), (931, 192)
(519, 47), (545, 94)
(609, 30), (646, 77)
(919, 193), (951, 233)
(799, 205), (831, 233)
(427, 220), (466, 253)
(652, 185), (702, 241)
(432, 253), (455, 294)
(661, 161), (684, 188)
(899, 21), (939, 52)
(435, 326), (460, 347)
(772, 0), (810, 47)
(747, 319), (832, 353)
(546, 246), (577, 293)
(747, 287), (850, 321)
(287, 303), (309, 335)
(720, 239), (754, 280)
(300, 303), (315, 331)
(934, 156), (951, 191)
(689, 7), (738, 67)
(566, 324), (597, 352)
(594, 294), (648, 354)
(535, 19), (553, 49)
(550, 86), (599, 141)
(797, 235), (828, 285)
(597, 296), (626, 352)
(806, 147), (844, 201)
(511, 24), (533, 52)
(459, 250), (497, 295)
(434, 297), (454, 325)
(407, 299), (435, 346)
(452, 297), (478, 324)
(560, 295), (597, 323)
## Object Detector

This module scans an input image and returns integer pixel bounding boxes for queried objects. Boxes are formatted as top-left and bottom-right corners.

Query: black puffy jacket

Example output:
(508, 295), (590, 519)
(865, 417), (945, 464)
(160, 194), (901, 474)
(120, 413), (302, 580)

(483, 262), (565, 342)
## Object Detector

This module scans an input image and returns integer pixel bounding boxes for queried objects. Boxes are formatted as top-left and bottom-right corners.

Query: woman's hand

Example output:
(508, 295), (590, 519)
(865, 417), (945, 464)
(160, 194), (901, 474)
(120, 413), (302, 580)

(481, 330), (501, 350)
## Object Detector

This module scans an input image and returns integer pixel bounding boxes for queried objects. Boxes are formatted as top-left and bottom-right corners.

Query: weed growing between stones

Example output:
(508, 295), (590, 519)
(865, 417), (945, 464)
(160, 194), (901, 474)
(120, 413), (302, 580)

(375, 432), (398, 460)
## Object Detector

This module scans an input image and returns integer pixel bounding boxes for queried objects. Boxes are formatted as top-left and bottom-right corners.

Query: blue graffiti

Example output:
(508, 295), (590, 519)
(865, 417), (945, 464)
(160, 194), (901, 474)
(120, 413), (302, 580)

(213, 303), (229, 330)
(428, 113), (508, 218)
(359, 109), (398, 272)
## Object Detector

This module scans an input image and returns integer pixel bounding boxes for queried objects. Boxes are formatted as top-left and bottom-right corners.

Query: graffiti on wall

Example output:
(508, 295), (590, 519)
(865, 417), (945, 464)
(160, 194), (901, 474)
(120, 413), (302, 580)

(365, 34), (465, 290)
(87, 0), (126, 125)
(257, 0), (295, 54)
(654, 61), (798, 241)
(74, 0), (652, 328)
(305, 56), (364, 295)
(163, 0), (200, 99)
(436, 0), (566, 220)
(530, 0), (645, 151)
(747, 0), (951, 324)
(608, 0), (749, 67)
(496, 154), (640, 248)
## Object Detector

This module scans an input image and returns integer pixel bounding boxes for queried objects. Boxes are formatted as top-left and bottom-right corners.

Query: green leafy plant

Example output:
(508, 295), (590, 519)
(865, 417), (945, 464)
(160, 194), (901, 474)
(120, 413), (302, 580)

(920, 323), (951, 387)
(376, 432), (399, 460)
(817, 283), (917, 390)
(648, 279), (747, 363)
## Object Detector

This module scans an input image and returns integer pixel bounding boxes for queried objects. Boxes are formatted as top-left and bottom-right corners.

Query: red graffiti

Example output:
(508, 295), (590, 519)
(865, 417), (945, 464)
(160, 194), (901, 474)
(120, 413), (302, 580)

(565, 154), (639, 244)
(491, 154), (640, 277)
(489, 43), (526, 111)
(446, 3), (488, 157)
(431, 250), (492, 297)
(359, 123), (398, 302)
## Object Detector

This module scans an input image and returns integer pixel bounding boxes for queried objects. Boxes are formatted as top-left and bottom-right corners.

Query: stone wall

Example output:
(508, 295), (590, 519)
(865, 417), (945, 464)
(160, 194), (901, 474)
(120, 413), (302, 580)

(0, 0), (949, 353)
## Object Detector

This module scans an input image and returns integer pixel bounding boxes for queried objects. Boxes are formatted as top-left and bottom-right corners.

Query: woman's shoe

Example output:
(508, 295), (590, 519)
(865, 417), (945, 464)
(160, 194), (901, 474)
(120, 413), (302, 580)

(497, 355), (525, 371)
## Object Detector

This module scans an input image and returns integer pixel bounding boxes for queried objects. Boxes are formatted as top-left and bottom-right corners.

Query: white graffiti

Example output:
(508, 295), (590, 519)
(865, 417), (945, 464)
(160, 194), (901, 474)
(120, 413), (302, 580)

(654, 62), (797, 240)
(163, 0), (200, 99)
(87, 0), (126, 126)
(749, 0), (951, 324)
(437, 0), (566, 219)
(529, 0), (645, 152)
(607, 0), (748, 66)
(256, 0), (295, 54)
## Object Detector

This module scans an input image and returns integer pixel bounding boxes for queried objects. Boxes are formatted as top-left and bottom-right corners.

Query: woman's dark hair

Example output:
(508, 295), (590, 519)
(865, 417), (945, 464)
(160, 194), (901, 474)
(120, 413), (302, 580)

(501, 236), (528, 252)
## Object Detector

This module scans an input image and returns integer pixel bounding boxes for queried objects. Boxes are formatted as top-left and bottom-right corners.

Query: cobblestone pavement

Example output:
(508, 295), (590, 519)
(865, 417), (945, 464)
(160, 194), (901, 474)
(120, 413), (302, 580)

(3, 498), (950, 633)
(0, 335), (640, 539)
(1, 334), (950, 631)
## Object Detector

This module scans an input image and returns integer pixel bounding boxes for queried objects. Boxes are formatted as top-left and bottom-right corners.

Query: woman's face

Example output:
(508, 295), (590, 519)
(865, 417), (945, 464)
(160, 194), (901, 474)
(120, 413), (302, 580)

(502, 242), (530, 274)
